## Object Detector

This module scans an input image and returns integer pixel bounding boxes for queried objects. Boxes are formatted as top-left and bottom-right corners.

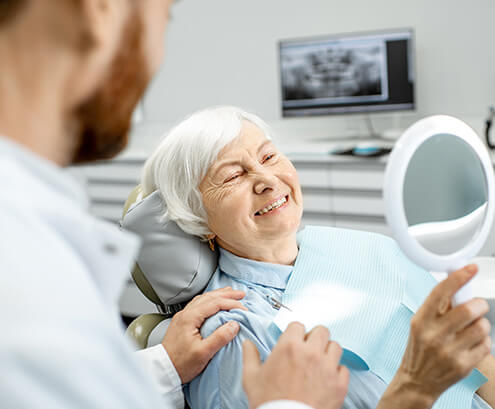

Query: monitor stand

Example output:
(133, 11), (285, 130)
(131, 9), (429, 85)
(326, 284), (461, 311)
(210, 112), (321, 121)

(313, 113), (404, 144)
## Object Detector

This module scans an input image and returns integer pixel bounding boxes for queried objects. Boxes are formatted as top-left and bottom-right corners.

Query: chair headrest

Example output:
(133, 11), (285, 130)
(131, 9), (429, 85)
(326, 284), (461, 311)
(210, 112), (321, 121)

(121, 189), (218, 307)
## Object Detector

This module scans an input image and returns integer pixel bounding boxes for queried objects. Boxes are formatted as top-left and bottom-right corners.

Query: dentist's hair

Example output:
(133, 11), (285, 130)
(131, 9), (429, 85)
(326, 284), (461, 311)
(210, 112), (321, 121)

(141, 106), (272, 239)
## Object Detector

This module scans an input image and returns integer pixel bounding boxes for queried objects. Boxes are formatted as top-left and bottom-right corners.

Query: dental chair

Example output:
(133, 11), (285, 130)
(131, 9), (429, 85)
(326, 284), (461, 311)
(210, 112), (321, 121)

(121, 186), (218, 349)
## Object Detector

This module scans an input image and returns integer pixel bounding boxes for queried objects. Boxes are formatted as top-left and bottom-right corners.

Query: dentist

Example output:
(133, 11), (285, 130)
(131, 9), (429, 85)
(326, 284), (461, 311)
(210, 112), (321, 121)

(0, 1), (346, 409)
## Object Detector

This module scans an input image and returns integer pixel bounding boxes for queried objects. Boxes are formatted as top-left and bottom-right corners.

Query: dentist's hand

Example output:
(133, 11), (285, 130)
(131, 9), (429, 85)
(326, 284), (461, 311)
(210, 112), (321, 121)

(242, 322), (349, 409)
(161, 287), (247, 383)
(379, 265), (491, 409)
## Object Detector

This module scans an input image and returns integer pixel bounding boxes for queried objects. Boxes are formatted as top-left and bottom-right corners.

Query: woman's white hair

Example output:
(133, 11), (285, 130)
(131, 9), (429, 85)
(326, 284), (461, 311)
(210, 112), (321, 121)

(141, 106), (272, 239)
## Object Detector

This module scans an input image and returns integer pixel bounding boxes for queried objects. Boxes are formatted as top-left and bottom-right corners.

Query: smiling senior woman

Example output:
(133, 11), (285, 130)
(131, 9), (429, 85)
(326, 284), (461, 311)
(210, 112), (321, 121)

(141, 106), (495, 409)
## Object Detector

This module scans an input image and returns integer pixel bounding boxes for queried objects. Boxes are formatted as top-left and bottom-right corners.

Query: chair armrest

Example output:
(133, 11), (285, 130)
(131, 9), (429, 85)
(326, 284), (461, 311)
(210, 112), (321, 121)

(126, 313), (169, 350)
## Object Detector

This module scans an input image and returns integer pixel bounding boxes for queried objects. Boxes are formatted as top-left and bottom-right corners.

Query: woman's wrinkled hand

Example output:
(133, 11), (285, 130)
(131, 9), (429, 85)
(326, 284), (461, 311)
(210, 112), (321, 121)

(242, 323), (349, 409)
(394, 264), (492, 407)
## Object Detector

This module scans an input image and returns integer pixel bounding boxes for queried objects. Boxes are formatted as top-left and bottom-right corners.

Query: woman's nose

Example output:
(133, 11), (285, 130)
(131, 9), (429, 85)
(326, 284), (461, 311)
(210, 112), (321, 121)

(253, 170), (278, 195)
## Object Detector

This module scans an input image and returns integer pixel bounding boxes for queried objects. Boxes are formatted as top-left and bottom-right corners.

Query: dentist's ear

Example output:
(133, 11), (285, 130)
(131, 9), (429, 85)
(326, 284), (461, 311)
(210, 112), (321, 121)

(76, 0), (129, 51)
(63, 0), (130, 106)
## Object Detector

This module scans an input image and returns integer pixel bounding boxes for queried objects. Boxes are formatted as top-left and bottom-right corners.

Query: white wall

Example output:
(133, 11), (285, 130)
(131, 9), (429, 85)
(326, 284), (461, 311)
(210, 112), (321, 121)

(126, 0), (495, 154)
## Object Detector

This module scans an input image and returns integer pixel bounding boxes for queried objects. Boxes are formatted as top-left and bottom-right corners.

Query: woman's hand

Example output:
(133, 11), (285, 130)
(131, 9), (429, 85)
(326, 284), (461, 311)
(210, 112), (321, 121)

(379, 264), (492, 409)
(242, 323), (349, 409)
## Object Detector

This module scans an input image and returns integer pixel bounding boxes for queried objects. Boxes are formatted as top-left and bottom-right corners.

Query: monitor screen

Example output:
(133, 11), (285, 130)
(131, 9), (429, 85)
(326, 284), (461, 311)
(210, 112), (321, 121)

(279, 28), (415, 117)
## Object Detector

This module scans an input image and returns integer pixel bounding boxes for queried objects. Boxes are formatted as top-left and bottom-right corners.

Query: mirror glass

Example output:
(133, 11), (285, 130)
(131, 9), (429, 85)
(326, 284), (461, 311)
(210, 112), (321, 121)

(403, 133), (488, 255)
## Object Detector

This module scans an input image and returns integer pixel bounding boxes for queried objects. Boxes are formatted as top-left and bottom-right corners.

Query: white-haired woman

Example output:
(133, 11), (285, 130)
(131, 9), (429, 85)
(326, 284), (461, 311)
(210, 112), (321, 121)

(142, 106), (495, 409)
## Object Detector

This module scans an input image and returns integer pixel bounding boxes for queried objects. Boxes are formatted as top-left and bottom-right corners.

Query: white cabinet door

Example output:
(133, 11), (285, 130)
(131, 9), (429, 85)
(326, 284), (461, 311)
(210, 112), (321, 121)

(295, 165), (332, 189)
(302, 191), (332, 213)
(330, 166), (384, 191)
(331, 192), (384, 217)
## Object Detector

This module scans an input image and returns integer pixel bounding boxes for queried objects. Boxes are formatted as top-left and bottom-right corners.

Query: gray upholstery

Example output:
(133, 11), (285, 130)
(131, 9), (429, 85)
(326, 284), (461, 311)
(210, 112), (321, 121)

(121, 190), (218, 307)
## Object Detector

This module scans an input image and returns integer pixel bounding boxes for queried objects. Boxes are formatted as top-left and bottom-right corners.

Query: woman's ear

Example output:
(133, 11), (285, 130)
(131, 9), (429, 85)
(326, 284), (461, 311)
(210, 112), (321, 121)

(206, 234), (217, 252)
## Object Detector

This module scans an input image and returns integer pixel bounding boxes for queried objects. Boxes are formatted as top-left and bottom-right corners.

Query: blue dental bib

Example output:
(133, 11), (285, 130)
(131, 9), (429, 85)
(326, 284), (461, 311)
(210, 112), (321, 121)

(271, 226), (486, 409)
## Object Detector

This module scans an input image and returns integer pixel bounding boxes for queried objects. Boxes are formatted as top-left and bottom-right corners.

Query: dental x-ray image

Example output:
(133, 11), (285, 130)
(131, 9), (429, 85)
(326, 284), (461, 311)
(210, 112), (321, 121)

(281, 39), (389, 106)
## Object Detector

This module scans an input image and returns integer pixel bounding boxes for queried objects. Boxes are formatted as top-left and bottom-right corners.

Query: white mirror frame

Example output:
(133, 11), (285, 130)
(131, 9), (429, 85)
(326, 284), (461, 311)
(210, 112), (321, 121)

(384, 115), (495, 278)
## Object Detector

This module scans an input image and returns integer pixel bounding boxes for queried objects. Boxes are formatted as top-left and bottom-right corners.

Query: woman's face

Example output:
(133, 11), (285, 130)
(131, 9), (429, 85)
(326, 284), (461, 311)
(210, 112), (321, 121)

(199, 121), (303, 260)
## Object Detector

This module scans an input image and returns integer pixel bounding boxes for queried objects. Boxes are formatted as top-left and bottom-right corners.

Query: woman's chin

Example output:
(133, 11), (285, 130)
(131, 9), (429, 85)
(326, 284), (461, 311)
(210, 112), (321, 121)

(255, 215), (301, 237)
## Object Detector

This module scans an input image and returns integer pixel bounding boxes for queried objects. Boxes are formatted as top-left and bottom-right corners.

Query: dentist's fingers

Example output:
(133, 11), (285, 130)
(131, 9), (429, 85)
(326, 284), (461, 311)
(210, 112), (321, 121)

(201, 321), (241, 360)
(242, 339), (262, 385)
(192, 298), (248, 319)
(305, 326), (330, 351)
(242, 323), (349, 409)
(189, 287), (247, 307)
(161, 288), (246, 383)
(277, 321), (306, 343)
(337, 365), (350, 393)
(326, 340), (344, 368)
(186, 291), (248, 327)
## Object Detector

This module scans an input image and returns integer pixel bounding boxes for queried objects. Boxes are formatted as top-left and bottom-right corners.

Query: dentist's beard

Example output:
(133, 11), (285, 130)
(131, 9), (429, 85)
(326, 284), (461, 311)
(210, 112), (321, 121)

(71, 13), (150, 164)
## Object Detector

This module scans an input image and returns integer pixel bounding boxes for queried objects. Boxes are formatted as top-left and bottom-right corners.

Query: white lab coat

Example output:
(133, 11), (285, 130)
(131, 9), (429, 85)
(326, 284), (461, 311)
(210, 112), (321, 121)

(0, 137), (312, 409)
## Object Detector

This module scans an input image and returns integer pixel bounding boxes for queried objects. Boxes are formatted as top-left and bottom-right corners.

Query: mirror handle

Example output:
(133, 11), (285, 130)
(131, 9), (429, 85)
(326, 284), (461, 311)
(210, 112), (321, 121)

(451, 281), (473, 307)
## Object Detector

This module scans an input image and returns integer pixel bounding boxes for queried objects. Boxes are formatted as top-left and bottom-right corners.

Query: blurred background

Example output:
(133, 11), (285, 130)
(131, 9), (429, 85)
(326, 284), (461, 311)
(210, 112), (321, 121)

(127, 0), (495, 151)
(69, 0), (495, 321)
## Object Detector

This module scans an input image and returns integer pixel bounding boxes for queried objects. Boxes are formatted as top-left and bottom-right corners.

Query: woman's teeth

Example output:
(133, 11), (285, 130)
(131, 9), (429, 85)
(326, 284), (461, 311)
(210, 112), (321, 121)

(257, 196), (287, 215)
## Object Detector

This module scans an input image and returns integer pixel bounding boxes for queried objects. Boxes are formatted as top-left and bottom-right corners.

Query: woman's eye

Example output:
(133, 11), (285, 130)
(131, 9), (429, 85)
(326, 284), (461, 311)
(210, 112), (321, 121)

(225, 174), (241, 183)
(263, 154), (275, 162)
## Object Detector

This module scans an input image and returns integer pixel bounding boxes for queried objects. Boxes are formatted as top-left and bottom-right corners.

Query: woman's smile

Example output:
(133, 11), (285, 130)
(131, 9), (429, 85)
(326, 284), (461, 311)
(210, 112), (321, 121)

(255, 195), (290, 216)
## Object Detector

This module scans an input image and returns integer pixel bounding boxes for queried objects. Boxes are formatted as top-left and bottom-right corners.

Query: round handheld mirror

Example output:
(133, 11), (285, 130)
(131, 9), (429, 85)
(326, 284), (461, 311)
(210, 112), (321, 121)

(384, 115), (495, 306)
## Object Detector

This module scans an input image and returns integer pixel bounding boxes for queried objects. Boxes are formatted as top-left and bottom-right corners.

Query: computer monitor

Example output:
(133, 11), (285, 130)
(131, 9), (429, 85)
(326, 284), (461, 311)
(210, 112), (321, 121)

(279, 28), (415, 117)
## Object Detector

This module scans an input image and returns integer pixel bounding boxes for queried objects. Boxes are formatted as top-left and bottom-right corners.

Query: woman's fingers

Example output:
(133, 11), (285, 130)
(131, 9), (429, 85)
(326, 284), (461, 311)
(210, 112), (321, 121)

(452, 336), (494, 379)
(452, 317), (491, 350)
(441, 298), (490, 335)
(469, 336), (493, 363)
(393, 263), (493, 402)
(421, 265), (478, 319)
